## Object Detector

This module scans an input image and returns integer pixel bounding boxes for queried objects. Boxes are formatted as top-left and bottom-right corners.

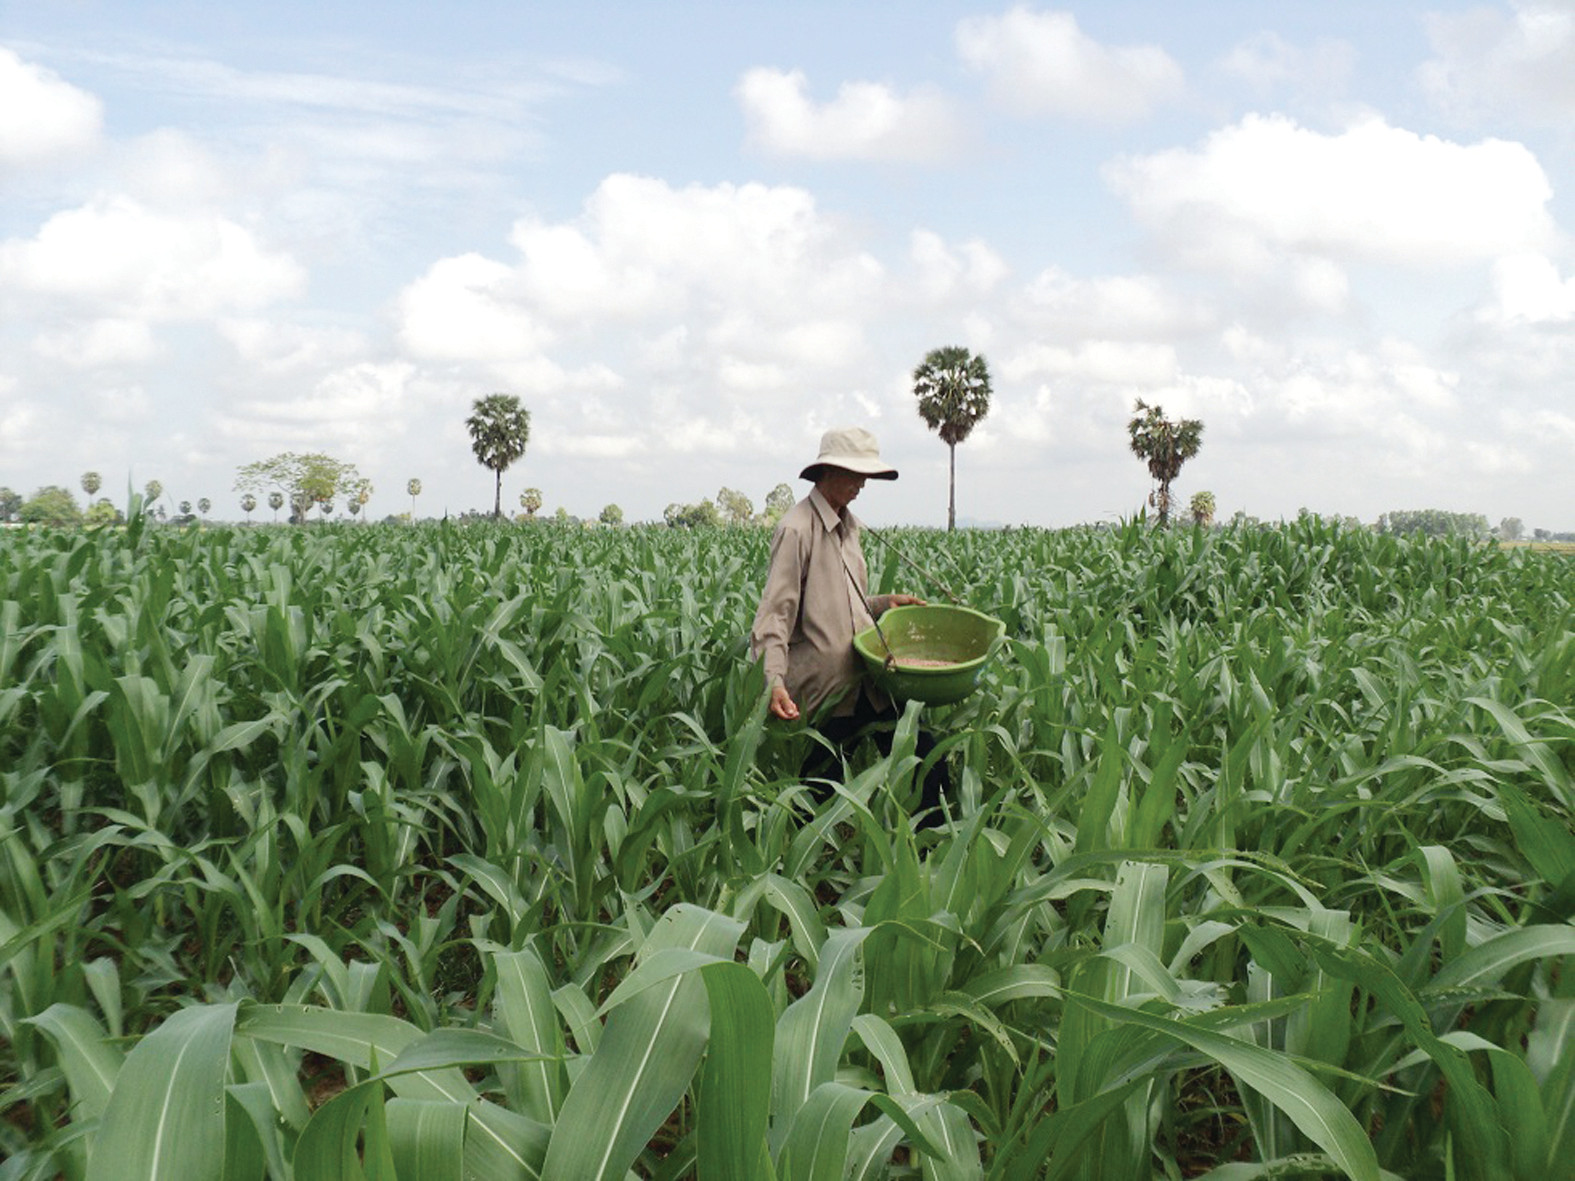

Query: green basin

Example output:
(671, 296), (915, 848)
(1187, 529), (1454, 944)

(854, 604), (1005, 705)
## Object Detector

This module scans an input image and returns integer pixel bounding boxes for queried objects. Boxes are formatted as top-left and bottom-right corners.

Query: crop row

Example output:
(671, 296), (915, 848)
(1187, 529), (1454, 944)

(1, 517), (1571, 1179)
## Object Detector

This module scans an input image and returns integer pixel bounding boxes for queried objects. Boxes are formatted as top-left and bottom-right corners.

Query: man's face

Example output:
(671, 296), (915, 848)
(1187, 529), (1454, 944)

(818, 469), (867, 513)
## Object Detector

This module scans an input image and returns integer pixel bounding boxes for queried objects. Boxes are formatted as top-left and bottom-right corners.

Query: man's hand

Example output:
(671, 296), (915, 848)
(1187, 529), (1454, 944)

(889, 593), (927, 608)
(769, 684), (800, 720)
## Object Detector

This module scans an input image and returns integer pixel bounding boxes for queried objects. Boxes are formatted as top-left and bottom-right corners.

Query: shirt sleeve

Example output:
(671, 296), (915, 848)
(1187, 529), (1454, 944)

(749, 521), (805, 690)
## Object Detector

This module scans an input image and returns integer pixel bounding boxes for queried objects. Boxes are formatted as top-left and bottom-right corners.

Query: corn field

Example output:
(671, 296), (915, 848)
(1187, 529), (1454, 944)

(1, 515), (1571, 1180)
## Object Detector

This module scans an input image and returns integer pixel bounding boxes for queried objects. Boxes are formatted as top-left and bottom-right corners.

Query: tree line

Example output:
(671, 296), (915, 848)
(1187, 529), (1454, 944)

(2, 356), (1562, 535)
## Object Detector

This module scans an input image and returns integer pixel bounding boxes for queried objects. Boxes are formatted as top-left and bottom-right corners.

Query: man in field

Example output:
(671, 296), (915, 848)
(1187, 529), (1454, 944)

(750, 426), (950, 822)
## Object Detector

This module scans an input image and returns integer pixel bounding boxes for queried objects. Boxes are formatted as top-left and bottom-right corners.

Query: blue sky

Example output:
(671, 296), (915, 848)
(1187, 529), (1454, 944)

(2, 1), (1573, 528)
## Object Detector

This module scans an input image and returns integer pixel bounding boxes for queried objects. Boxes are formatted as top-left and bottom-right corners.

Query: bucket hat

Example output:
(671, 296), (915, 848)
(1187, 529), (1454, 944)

(800, 426), (899, 481)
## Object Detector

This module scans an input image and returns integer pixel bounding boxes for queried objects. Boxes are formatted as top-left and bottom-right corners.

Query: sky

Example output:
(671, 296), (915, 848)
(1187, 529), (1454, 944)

(1, 1), (1573, 529)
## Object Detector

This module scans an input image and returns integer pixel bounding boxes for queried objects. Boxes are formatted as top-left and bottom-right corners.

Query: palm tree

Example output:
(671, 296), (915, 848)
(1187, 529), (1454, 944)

(240, 493), (257, 523)
(1189, 490), (1217, 528)
(520, 487), (543, 519)
(913, 345), (993, 531)
(466, 393), (531, 518)
(267, 491), (284, 521)
(407, 478), (422, 520)
(197, 497), (211, 520)
(1127, 399), (1204, 527)
(81, 471), (102, 498)
(144, 480), (163, 513)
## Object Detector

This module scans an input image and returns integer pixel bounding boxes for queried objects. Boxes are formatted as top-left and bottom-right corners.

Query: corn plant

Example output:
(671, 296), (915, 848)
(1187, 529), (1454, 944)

(2, 517), (1571, 1178)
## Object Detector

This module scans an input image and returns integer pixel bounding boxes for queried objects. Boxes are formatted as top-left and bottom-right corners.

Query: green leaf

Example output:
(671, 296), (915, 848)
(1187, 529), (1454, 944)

(541, 904), (746, 1181)
(1428, 925), (1575, 992)
(1066, 993), (1380, 1181)
(771, 928), (871, 1151)
(697, 961), (777, 1181)
(87, 1002), (238, 1181)
(388, 1099), (467, 1181)
(24, 1003), (123, 1121)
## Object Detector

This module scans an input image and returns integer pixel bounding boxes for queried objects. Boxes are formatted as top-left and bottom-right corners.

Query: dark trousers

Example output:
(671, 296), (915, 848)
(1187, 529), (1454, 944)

(801, 688), (951, 825)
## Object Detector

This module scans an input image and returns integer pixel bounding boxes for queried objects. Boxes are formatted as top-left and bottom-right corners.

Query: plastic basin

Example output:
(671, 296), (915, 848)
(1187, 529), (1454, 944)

(854, 604), (1005, 705)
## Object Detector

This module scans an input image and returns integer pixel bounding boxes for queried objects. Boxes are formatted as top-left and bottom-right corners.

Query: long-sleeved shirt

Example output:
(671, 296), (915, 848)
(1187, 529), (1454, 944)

(750, 488), (892, 718)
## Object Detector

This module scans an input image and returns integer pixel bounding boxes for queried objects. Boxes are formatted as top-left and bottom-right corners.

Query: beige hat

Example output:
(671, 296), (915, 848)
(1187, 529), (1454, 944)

(800, 426), (899, 481)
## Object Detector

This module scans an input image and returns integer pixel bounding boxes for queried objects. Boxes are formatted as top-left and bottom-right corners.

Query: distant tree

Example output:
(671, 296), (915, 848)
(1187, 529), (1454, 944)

(664, 499), (720, 528)
(197, 497), (211, 520)
(85, 498), (122, 528)
(235, 453), (363, 525)
(717, 487), (754, 526)
(1127, 399), (1204, 528)
(178, 500), (193, 520)
(240, 493), (257, 522)
(20, 486), (83, 528)
(407, 478), (422, 520)
(81, 471), (102, 498)
(466, 393), (531, 518)
(1380, 510), (1490, 539)
(763, 482), (794, 525)
(349, 478), (372, 521)
(0, 487), (20, 522)
(520, 487), (543, 518)
(267, 491), (284, 521)
(144, 480), (163, 512)
(1499, 517), (1524, 542)
(913, 345), (993, 531)
(599, 503), (624, 527)
(319, 500), (335, 519)
(1189, 490), (1217, 528)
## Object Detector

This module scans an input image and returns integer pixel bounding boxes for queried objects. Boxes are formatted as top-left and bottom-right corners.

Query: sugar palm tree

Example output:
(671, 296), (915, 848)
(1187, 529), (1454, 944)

(240, 493), (257, 523)
(81, 471), (102, 499)
(913, 345), (992, 531)
(1128, 399), (1204, 527)
(466, 393), (531, 518)
(1189, 489), (1217, 528)
(407, 478), (422, 521)
(520, 487), (543, 519)
(267, 491), (284, 521)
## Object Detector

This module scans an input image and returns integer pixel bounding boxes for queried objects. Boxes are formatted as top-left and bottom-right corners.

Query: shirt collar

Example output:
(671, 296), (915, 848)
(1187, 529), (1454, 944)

(808, 487), (862, 535)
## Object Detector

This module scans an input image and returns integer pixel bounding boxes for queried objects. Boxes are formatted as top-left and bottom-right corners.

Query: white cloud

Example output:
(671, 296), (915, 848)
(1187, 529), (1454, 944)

(1420, 1), (1575, 123)
(909, 230), (1009, 300)
(0, 197), (306, 318)
(396, 252), (554, 361)
(117, 129), (244, 209)
(0, 46), (102, 166)
(956, 7), (1184, 122)
(218, 318), (369, 371)
(1483, 253), (1575, 323)
(1002, 339), (1178, 386)
(736, 67), (964, 162)
(1107, 114), (1556, 275)
(34, 318), (159, 367)
(399, 174), (886, 396)
(90, 383), (153, 424)
(1015, 266), (1211, 339)
(1217, 32), (1355, 99)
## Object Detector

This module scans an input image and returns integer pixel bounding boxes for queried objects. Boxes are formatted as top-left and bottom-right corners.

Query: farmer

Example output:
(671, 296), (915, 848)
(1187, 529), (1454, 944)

(750, 426), (951, 821)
